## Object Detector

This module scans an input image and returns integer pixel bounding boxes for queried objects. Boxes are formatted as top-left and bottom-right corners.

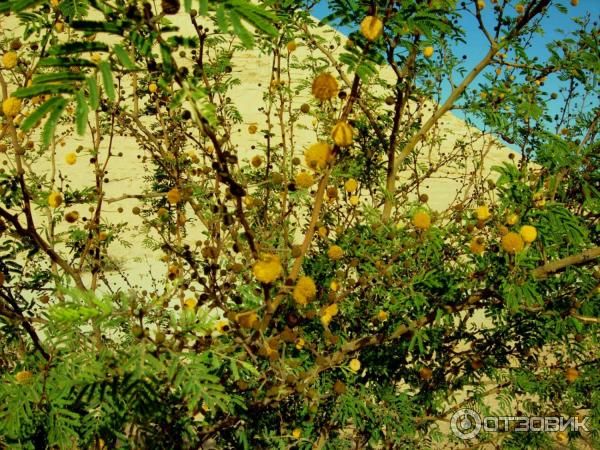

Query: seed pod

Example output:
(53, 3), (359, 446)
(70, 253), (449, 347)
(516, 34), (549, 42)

(161, 0), (180, 15)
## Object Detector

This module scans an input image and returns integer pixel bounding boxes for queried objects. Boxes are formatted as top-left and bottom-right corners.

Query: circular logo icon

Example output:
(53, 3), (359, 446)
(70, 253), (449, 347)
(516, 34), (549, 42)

(451, 408), (482, 439)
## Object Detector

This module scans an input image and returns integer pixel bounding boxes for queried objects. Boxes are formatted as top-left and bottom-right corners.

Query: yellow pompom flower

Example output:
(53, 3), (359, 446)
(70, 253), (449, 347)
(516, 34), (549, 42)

(293, 276), (316, 306)
(148, 83), (158, 93)
(477, 0), (485, 9)
(251, 155), (262, 168)
(320, 303), (339, 326)
(325, 303), (339, 316)
(344, 178), (358, 193)
(412, 211), (431, 230)
(184, 298), (197, 309)
(65, 152), (77, 165)
(167, 187), (181, 204)
(469, 237), (485, 255)
(515, 4), (524, 14)
(248, 123), (258, 134)
(506, 213), (519, 225)
(475, 205), (491, 221)
(318, 226), (328, 239)
(501, 232), (524, 254)
(15, 370), (33, 384)
(378, 310), (388, 321)
(292, 428), (301, 439)
(295, 337), (305, 350)
(286, 41), (297, 52)
(423, 46), (434, 58)
(252, 253), (283, 284)
(214, 320), (228, 332)
(331, 121), (354, 147)
(330, 280), (339, 291)
(2, 97), (22, 117)
(327, 245), (344, 261)
(520, 225), (537, 243)
(2, 52), (18, 69)
(48, 191), (63, 208)
(304, 142), (332, 170)
(311, 73), (339, 101)
(294, 171), (314, 188)
(349, 358), (361, 372)
(360, 16), (384, 41)
(237, 311), (259, 328)
(349, 195), (359, 206)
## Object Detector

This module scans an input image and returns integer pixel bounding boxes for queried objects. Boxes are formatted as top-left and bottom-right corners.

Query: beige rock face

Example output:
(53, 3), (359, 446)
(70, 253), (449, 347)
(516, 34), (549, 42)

(1, 10), (513, 292)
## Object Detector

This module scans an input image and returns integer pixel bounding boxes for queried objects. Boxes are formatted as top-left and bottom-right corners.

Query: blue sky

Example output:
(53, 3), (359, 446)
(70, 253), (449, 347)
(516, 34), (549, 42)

(309, 1), (598, 146)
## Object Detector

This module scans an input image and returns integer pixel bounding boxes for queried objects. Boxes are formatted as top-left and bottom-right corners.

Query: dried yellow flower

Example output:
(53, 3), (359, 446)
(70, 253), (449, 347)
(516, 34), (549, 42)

(469, 237), (485, 255)
(311, 73), (339, 101)
(251, 155), (262, 168)
(167, 188), (181, 204)
(331, 121), (354, 147)
(15, 370), (33, 384)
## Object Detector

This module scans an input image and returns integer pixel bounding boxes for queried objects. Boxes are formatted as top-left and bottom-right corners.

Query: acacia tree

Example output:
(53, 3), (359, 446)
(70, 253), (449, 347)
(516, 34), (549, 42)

(0, 0), (598, 448)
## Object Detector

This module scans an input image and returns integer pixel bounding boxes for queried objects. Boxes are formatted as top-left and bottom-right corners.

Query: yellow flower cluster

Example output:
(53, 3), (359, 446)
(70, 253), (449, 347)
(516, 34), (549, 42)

(475, 205), (491, 221)
(360, 16), (383, 41)
(294, 171), (314, 188)
(344, 178), (358, 193)
(304, 142), (332, 170)
(311, 73), (338, 101)
(469, 237), (485, 255)
(167, 187), (181, 204)
(15, 370), (33, 384)
(412, 211), (431, 230)
(286, 41), (297, 52)
(2, 52), (17, 69)
(321, 303), (339, 326)
(349, 358), (361, 372)
(2, 97), (22, 117)
(520, 225), (537, 243)
(65, 152), (77, 165)
(327, 245), (344, 261)
(292, 276), (316, 306)
(331, 122), (354, 147)
(252, 253), (283, 284)
(501, 232), (524, 254)
(184, 298), (197, 309)
(48, 191), (63, 208)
